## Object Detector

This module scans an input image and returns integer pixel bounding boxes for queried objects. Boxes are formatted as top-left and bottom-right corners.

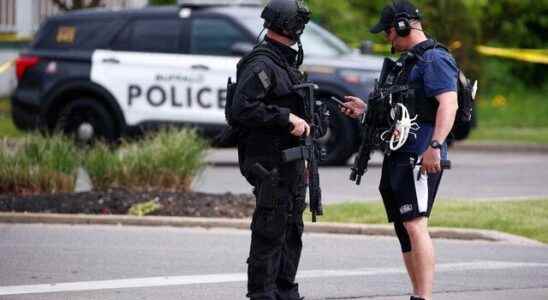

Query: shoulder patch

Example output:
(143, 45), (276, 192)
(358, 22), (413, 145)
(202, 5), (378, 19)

(257, 70), (271, 90)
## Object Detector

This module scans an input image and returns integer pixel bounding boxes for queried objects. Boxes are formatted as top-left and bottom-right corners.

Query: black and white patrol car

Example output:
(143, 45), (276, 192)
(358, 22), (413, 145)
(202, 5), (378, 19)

(12, 0), (386, 165)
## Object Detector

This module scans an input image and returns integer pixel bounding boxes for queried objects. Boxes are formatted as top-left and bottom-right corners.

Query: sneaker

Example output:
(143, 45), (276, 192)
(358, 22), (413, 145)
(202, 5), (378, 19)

(410, 297), (425, 300)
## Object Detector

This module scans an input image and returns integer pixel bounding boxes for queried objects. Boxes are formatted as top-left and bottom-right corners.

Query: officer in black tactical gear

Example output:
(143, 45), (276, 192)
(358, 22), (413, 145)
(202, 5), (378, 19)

(228, 0), (311, 299)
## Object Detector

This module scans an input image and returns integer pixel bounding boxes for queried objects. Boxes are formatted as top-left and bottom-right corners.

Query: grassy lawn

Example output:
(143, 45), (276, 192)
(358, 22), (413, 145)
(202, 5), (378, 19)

(0, 98), (21, 138)
(310, 199), (548, 244)
(0, 98), (9, 113)
(0, 114), (20, 137)
(469, 127), (548, 144)
(469, 86), (548, 144)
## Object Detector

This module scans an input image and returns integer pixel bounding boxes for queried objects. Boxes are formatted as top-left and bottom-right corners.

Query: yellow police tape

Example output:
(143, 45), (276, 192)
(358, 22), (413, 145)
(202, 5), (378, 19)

(371, 43), (548, 64)
(0, 34), (31, 42)
(0, 60), (14, 75)
(476, 46), (548, 64)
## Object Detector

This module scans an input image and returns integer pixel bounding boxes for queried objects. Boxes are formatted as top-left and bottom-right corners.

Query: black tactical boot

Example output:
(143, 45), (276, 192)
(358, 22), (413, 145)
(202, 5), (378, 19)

(275, 282), (303, 300)
(247, 290), (277, 300)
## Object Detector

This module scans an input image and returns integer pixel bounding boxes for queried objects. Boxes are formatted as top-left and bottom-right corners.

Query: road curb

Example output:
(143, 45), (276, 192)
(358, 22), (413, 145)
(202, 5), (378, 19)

(0, 212), (544, 247)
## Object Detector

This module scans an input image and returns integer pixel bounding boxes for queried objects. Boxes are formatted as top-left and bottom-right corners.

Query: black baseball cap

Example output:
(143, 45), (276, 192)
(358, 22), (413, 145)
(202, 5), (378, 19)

(369, 1), (421, 34)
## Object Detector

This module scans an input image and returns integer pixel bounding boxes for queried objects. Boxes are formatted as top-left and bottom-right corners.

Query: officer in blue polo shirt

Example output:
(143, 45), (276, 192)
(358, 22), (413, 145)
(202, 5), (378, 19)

(340, 1), (459, 300)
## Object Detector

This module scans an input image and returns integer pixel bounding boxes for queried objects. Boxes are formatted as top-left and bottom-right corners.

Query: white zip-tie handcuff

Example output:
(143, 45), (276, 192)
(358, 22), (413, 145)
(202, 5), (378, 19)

(381, 94), (420, 151)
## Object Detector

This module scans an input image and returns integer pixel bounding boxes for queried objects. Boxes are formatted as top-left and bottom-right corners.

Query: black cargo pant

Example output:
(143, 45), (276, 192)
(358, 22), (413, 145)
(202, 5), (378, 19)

(247, 162), (306, 300)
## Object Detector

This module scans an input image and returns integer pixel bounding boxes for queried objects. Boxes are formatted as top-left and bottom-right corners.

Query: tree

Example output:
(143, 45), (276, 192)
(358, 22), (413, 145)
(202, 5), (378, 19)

(308, 0), (483, 76)
(419, 0), (482, 78)
(479, 0), (548, 87)
(51, 0), (104, 11)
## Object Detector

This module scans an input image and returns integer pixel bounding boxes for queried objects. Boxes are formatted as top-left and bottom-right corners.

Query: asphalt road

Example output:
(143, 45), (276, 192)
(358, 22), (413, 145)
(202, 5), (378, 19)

(193, 149), (548, 202)
(0, 224), (546, 300)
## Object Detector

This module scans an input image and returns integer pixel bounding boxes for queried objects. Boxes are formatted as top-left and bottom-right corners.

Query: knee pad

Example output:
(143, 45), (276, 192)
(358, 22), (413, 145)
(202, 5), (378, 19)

(394, 221), (412, 253)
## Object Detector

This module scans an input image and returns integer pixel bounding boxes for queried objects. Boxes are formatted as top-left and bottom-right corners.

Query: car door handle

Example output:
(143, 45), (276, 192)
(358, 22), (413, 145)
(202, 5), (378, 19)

(191, 64), (209, 70)
(102, 57), (120, 64)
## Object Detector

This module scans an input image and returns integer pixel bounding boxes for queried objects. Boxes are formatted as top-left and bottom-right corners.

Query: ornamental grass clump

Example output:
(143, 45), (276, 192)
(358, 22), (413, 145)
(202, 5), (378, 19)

(80, 142), (122, 191)
(116, 128), (207, 192)
(0, 129), (207, 195)
(0, 134), (77, 194)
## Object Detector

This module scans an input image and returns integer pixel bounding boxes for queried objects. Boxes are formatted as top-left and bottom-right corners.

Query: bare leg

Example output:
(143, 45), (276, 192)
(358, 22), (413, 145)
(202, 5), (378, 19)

(402, 252), (418, 295)
(403, 217), (434, 300)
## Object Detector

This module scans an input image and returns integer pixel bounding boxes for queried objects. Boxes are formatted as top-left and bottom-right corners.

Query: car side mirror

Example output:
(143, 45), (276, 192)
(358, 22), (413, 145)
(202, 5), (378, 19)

(231, 42), (254, 56)
(359, 40), (374, 54)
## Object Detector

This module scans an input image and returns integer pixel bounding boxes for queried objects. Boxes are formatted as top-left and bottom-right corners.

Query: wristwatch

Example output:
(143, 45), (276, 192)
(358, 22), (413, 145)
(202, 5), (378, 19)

(430, 140), (443, 150)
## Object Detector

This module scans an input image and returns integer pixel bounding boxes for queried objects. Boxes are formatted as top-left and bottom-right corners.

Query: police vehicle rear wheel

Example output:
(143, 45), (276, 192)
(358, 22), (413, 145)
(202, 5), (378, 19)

(56, 98), (119, 143)
(319, 100), (356, 166)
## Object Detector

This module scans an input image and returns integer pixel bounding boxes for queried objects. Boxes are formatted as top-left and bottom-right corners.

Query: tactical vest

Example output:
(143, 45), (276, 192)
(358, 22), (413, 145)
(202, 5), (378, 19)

(382, 39), (450, 124)
(225, 42), (305, 127)
(382, 39), (476, 134)
(226, 41), (307, 181)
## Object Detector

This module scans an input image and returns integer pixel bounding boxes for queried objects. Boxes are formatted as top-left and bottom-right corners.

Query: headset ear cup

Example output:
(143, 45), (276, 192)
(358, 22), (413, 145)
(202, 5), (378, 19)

(394, 15), (411, 37)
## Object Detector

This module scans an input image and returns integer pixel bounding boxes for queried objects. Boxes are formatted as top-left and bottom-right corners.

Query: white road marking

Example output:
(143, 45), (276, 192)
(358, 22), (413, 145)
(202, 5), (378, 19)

(0, 261), (547, 296)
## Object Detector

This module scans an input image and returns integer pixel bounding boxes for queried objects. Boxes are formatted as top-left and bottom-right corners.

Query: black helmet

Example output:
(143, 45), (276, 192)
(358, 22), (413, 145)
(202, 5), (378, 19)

(261, 0), (311, 40)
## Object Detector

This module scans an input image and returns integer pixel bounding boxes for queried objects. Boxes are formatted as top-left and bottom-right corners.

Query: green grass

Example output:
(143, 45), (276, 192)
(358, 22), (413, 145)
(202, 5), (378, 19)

(0, 98), (22, 138)
(475, 86), (548, 128)
(469, 85), (548, 144)
(309, 199), (548, 243)
(0, 114), (21, 137)
(0, 98), (10, 113)
(469, 127), (548, 144)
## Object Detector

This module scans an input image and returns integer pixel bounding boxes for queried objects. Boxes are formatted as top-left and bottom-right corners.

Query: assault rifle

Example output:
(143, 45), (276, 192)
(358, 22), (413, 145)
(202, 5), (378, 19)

(349, 79), (391, 185)
(281, 83), (326, 222)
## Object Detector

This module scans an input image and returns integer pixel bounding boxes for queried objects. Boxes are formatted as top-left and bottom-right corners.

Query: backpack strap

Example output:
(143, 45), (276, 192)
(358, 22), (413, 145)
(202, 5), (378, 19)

(392, 39), (451, 84)
(409, 38), (449, 60)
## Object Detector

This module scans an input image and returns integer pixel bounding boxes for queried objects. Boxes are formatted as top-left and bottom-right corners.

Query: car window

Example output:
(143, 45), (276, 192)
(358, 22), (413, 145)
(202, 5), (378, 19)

(34, 19), (124, 50)
(112, 18), (181, 53)
(190, 18), (248, 56)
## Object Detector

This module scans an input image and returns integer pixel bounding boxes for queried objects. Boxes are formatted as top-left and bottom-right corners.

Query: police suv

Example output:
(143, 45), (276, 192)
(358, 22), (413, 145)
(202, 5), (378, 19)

(12, 0), (387, 165)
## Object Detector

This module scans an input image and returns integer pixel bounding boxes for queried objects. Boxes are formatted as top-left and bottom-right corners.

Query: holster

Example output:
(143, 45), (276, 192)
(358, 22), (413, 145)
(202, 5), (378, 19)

(249, 163), (279, 210)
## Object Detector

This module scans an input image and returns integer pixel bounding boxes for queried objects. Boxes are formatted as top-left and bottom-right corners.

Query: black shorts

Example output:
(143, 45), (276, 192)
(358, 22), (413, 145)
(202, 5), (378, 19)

(379, 151), (443, 223)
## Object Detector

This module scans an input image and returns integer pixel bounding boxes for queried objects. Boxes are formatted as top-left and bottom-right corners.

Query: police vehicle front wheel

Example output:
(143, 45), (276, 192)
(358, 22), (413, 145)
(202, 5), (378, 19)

(318, 101), (356, 166)
(56, 98), (119, 143)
